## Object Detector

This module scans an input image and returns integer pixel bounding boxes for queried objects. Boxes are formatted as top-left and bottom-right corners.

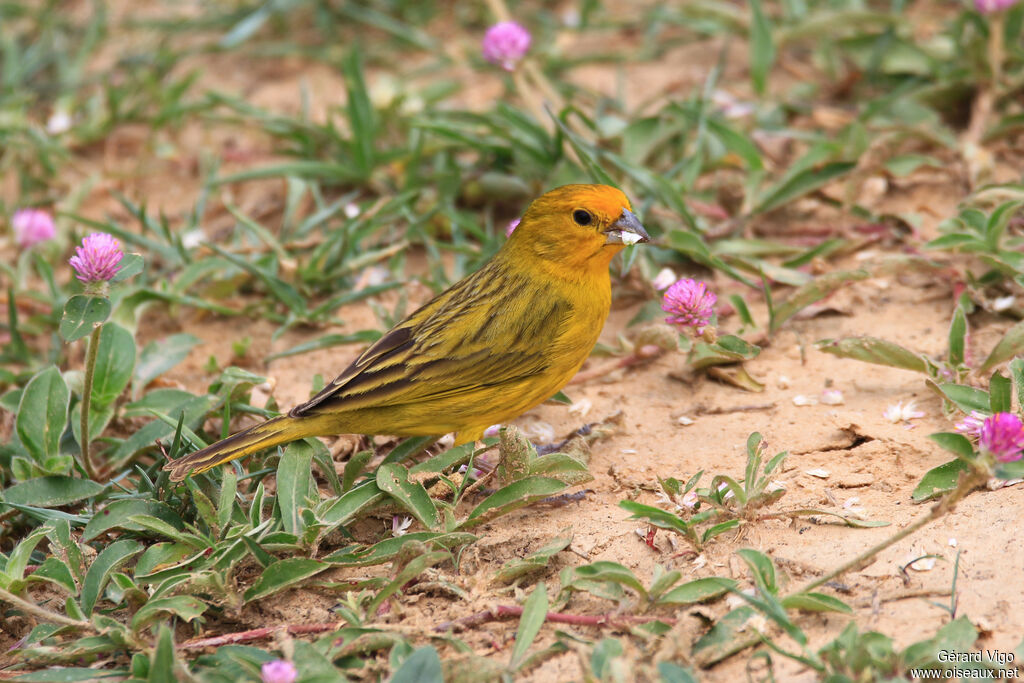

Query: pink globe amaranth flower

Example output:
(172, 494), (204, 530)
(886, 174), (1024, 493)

(979, 412), (1024, 463)
(69, 232), (123, 283)
(12, 208), (56, 248)
(662, 278), (717, 333)
(482, 21), (531, 71)
(505, 218), (520, 237)
(261, 659), (297, 683)
(975, 0), (1019, 12)
(954, 410), (987, 439)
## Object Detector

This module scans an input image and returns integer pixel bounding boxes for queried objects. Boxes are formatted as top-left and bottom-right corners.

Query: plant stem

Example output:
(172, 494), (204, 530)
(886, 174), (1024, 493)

(0, 587), (92, 629)
(434, 604), (676, 633)
(697, 467), (988, 668)
(798, 468), (986, 594)
(79, 324), (102, 480)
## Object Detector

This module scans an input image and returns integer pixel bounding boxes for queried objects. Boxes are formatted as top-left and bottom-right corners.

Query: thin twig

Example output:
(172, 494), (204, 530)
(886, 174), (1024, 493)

(179, 621), (349, 650)
(852, 588), (952, 609)
(797, 469), (986, 595)
(694, 403), (776, 416)
(434, 605), (676, 633)
(569, 346), (665, 385)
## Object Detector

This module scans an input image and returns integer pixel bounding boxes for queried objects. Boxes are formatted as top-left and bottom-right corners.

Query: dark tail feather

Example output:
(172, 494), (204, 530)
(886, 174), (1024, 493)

(164, 415), (308, 481)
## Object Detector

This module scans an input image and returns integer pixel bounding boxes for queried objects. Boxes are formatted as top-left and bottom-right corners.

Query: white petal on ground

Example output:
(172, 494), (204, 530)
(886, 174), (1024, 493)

(884, 400), (925, 423)
(993, 296), (1016, 311)
(821, 389), (844, 405)
(568, 398), (592, 418)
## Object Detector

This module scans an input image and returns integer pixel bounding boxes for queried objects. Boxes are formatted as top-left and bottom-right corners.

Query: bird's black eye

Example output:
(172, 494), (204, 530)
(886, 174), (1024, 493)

(572, 209), (593, 226)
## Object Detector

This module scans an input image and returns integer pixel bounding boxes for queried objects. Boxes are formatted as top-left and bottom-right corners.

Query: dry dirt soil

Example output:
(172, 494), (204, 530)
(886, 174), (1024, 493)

(16, 2), (1024, 680)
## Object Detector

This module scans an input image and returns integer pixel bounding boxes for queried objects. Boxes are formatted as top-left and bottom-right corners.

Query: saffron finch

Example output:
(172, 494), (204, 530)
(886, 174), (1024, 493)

(165, 184), (649, 481)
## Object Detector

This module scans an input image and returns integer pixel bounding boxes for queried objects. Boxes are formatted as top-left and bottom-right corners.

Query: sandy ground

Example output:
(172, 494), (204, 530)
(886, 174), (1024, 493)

(7, 2), (1024, 679)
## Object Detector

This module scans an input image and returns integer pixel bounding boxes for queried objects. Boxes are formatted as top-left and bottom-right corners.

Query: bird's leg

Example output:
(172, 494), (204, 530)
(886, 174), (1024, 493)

(535, 422), (595, 455)
(459, 441), (497, 498)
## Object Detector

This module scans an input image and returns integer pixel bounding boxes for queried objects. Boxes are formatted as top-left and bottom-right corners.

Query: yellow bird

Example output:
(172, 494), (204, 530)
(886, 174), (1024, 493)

(165, 184), (649, 481)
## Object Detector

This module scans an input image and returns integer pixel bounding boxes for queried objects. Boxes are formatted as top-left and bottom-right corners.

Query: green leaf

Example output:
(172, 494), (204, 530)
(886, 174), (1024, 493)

(390, 646), (443, 683)
(82, 499), (184, 542)
(127, 515), (206, 549)
(131, 596), (207, 633)
(364, 550), (449, 615)
(217, 468), (237, 534)
(781, 592), (853, 613)
(59, 295), (111, 342)
(510, 581), (549, 669)
(16, 367), (70, 466)
(619, 500), (692, 536)
(318, 481), (386, 532)
(81, 539), (144, 614)
(692, 606), (755, 662)
(2, 477), (104, 508)
(528, 453), (593, 487)
(27, 557), (77, 593)
(658, 661), (700, 683)
(755, 162), (855, 215)
(980, 320), (1024, 373)
(884, 154), (943, 177)
(148, 624), (176, 683)
(667, 230), (754, 287)
(770, 270), (869, 333)
(948, 306), (967, 367)
(205, 243), (305, 313)
(990, 372), (1012, 413)
(90, 323), (136, 410)
(135, 543), (199, 580)
(110, 252), (144, 283)
(994, 458), (1024, 480)
(702, 518), (742, 543)
(243, 558), (328, 603)
(376, 463), (440, 531)
(929, 433), (977, 461)
(342, 450), (373, 492)
(912, 460), (968, 502)
(569, 562), (648, 598)
(265, 330), (381, 363)
(590, 639), (624, 680)
(816, 336), (927, 373)
(930, 382), (991, 413)
(323, 532), (476, 567)
(659, 577), (737, 605)
(47, 519), (85, 584)
(277, 440), (315, 536)
(133, 334), (201, 397)
(1009, 358), (1024, 408)
(748, 0), (775, 95)
(493, 530), (573, 585)
(343, 49), (377, 178)
(2, 527), (48, 585)
(8, 668), (129, 682)
(460, 477), (567, 530)
(736, 548), (776, 593)
(689, 334), (761, 370)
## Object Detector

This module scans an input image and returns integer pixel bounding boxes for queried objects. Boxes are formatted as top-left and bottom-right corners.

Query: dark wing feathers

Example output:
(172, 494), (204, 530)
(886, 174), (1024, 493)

(290, 261), (570, 417)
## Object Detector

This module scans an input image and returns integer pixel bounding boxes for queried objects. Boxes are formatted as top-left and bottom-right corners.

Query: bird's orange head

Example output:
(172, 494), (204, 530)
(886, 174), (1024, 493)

(507, 184), (650, 270)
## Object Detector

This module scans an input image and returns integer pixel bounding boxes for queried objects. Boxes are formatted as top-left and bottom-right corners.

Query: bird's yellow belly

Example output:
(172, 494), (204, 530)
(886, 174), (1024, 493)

(331, 295), (607, 443)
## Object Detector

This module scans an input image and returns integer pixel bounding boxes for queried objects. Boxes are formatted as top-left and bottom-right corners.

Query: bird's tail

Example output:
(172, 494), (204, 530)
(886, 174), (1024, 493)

(164, 415), (325, 481)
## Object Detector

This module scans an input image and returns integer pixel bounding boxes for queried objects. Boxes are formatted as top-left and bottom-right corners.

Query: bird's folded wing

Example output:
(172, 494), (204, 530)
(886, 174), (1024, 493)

(290, 265), (571, 416)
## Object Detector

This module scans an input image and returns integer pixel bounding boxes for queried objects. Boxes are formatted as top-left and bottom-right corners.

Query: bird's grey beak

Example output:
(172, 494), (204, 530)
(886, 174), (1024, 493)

(604, 209), (651, 246)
